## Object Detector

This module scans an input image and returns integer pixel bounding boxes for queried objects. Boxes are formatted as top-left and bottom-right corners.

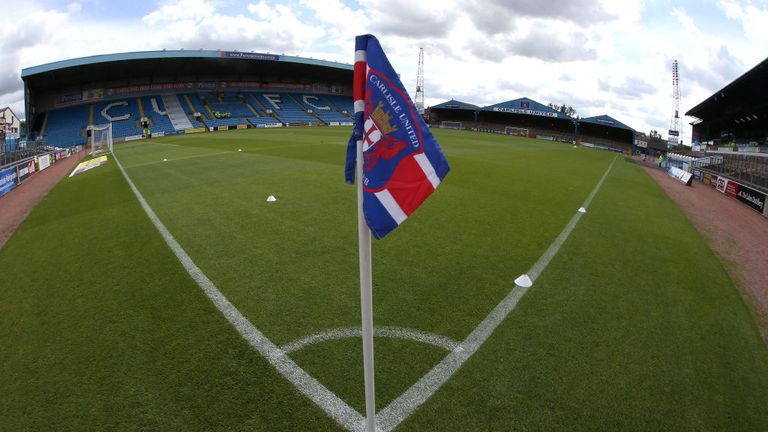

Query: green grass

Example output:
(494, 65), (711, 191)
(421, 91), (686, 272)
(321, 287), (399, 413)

(1, 127), (766, 431)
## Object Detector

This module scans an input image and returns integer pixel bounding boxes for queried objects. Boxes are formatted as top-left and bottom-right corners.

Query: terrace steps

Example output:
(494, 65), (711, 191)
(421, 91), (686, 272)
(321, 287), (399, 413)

(161, 94), (194, 131)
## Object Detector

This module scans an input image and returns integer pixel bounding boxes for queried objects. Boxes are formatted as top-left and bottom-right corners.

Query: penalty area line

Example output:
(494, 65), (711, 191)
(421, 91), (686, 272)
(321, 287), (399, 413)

(375, 156), (618, 432)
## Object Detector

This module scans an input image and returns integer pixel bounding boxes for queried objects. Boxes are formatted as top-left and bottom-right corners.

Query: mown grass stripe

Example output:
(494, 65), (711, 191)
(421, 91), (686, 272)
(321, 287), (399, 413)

(112, 149), (368, 432)
(376, 156), (617, 432)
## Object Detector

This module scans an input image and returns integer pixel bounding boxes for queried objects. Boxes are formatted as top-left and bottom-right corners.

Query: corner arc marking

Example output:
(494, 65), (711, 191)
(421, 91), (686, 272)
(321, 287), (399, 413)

(111, 149), (367, 432)
(280, 326), (462, 355)
(113, 144), (617, 432)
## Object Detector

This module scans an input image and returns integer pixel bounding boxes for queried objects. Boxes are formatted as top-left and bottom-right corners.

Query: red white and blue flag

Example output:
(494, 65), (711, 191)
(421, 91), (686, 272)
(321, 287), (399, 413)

(345, 34), (450, 239)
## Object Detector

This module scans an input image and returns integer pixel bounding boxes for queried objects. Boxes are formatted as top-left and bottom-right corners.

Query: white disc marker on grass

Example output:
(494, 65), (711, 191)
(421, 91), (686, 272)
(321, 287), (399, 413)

(238, 148), (242, 152)
(163, 158), (168, 162)
(266, 195), (277, 202)
(514, 274), (533, 288)
(578, 207), (586, 213)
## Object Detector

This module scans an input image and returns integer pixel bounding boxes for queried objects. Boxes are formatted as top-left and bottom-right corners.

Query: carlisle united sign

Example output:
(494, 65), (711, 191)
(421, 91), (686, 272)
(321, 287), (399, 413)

(492, 107), (558, 117)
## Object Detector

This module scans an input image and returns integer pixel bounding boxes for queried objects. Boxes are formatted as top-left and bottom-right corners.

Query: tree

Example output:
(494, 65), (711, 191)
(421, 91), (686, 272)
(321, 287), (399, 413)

(649, 129), (662, 140)
(547, 102), (578, 119)
(561, 105), (577, 119)
(20, 120), (26, 137)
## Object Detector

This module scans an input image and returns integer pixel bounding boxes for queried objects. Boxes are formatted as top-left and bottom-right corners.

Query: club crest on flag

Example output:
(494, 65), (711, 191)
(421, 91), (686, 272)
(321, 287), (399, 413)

(363, 101), (397, 151)
(363, 101), (407, 175)
(345, 34), (450, 239)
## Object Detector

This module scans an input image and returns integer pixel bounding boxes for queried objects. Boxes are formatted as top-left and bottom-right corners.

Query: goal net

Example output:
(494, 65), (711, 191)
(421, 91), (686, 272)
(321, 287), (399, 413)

(504, 126), (529, 137)
(441, 121), (463, 130)
(91, 123), (113, 156)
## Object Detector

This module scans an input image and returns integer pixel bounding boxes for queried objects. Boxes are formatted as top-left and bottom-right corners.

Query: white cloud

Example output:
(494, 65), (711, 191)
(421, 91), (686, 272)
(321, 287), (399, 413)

(142, 0), (216, 25)
(247, 1), (276, 20)
(0, 5), (71, 111)
(672, 8), (702, 38)
(0, 0), (761, 149)
(67, 2), (82, 14)
(142, 0), (325, 53)
(719, 0), (768, 41)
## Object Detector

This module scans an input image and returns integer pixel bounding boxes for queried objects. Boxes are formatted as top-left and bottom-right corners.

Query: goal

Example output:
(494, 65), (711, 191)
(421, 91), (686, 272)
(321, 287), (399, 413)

(440, 121), (463, 130)
(91, 123), (113, 156)
(504, 126), (529, 137)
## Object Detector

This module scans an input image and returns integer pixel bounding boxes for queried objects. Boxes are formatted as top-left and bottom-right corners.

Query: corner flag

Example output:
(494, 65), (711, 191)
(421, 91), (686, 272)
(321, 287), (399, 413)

(345, 34), (450, 239)
(345, 34), (450, 432)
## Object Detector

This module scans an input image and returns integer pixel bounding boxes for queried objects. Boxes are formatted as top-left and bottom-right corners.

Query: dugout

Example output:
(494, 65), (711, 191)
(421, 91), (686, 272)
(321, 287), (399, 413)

(428, 99), (479, 129)
(577, 115), (635, 153)
(477, 98), (576, 141)
(686, 56), (768, 151)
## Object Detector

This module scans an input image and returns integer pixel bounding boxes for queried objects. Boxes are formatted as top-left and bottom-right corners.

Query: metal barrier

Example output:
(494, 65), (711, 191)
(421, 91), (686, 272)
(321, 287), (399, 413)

(0, 138), (52, 170)
(692, 153), (768, 192)
(705, 145), (768, 154)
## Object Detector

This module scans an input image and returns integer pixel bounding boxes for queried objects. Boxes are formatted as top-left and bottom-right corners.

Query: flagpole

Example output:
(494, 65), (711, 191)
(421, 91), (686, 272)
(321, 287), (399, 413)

(356, 138), (377, 432)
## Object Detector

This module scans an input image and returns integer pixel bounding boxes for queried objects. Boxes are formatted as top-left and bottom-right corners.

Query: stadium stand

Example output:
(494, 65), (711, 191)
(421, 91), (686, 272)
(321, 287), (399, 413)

(176, 94), (206, 129)
(183, 93), (211, 120)
(477, 108), (575, 142)
(678, 56), (768, 216)
(244, 93), (268, 116)
(687, 56), (768, 152)
(247, 117), (282, 127)
(92, 98), (143, 138)
(21, 50), (356, 147)
(325, 95), (354, 115)
(141, 96), (176, 135)
(429, 99), (479, 129)
(202, 117), (247, 128)
(476, 98), (577, 142)
(34, 90), (352, 146)
(428, 98), (637, 151)
(41, 104), (89, 147)
(294, 94), (351, 123)
(252, 92), (320, 124)
(577, 115), (635, 153)
(159, 94), (196, 131)
(207, 100), (254, 118)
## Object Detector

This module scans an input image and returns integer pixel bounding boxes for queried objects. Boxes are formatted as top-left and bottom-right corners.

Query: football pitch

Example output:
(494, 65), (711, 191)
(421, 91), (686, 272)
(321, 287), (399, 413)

(2, 127), (767, 431)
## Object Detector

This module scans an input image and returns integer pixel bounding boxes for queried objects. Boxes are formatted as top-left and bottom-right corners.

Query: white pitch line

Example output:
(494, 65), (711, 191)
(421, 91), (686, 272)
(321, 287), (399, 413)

(376, 156), (617, 432)
(111, 150), (369, 432)
(114, 144), (616, 432)
(526, 156), (615, 282)
(131, 141), (182, 147)
(122, 151), (232, 169)
(280, 326), (462, 355)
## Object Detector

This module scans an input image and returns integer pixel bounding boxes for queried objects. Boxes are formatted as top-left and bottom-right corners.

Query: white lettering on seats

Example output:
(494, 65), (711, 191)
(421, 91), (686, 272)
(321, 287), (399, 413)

(303, 95), (330, 110)
(101, 101), (130, 122)
(151, 98), (167, 115)
(263, 94), (282, 110)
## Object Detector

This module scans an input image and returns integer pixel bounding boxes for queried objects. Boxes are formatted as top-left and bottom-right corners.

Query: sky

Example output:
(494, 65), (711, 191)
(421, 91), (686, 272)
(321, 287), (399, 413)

(1, 0), (767, 144)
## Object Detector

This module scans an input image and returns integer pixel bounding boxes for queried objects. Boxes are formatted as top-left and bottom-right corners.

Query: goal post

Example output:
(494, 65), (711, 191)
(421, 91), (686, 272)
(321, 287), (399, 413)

(90, 123), (113, 156)
(504, 126), (529, 137)
(440, 121), (463, 130)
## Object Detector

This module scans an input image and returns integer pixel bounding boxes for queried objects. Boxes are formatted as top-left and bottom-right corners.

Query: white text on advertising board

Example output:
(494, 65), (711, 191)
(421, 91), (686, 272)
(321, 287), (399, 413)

(492, 107), (557, 117)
